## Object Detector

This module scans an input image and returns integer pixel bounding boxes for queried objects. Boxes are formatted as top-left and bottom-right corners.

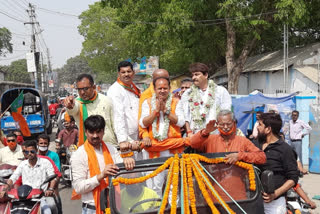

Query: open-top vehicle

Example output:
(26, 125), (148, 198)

(101, 152), (267, 214)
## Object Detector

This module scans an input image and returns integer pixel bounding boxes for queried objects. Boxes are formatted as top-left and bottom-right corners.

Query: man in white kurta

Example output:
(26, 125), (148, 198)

(181, 63), (232, 135)
(108, 61), (141, 160)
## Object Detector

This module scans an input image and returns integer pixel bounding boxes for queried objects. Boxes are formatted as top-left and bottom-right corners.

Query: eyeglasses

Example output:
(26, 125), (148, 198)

(76, 87), (91, 92)
(23, 150), (37, 155)
(7, 139), (16, 142)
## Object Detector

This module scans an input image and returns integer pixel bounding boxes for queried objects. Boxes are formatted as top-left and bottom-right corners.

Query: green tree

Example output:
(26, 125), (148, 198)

(5, 59), (31, 83)
(0, 27), (12, 56)
(56, 55), (92, 84)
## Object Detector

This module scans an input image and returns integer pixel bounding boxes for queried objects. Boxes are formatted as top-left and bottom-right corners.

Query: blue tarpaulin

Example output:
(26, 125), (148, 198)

(232, 92), (296, 135)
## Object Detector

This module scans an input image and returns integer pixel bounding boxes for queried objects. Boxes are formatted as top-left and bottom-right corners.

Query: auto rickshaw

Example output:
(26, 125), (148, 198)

(0, 88), (52, 138)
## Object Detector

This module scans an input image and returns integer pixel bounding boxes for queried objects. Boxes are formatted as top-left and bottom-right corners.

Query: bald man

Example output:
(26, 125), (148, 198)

(138, 69), (170, 146)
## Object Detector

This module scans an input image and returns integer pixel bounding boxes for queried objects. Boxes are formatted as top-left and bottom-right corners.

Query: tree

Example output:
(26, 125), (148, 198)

(0, 27), (12, 56)
(56, 55), (92, 84)
(5, 59), (31, 83)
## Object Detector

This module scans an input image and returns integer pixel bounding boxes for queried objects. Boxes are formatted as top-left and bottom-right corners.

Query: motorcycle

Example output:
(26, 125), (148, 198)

(286, 188), (312, 214)
(6, 174), (58, 214)
(0, 164), (17, 214)
(56, 139), (77, 187)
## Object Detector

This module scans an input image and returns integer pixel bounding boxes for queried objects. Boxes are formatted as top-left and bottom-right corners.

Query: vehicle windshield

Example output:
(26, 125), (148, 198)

(109, 154), (259, 214)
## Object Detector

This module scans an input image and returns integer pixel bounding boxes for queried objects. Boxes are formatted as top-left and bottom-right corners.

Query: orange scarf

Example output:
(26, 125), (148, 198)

(77, 140), (114, 214)
(117, 77), (141, 98)
(144, 97), (186, 158)
(76, 91), (98, 147)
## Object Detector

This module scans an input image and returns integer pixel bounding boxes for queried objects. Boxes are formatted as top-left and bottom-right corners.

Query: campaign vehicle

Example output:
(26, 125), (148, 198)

(101, 153), (269, 214)
(0, 88), (52, 138)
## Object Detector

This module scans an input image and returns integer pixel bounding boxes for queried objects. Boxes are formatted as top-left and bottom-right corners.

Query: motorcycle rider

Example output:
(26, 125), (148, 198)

(0, 132), (24, 166)
(0, 140), (57, 214)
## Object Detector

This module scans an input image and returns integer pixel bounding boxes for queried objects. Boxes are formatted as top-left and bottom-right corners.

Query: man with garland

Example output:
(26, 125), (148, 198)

(181, 63), (232, 136)
(108, 61), (142, 160)
(139, 76), (189, 195)
(138, 69), (170, 149)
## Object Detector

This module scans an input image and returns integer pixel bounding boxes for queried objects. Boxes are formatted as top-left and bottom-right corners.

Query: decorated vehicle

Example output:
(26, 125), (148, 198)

(0, 88), (52, 138)
(101, 153), (267, 214)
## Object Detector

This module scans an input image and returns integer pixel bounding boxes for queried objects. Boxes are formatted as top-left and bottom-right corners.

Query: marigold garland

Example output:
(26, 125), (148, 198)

(120, 151), (134, 158)
(111, 154), (257, 214)
(105, 208), (111, 214)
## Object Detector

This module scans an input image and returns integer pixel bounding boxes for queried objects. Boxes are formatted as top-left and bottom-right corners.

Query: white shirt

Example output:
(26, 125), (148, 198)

(70, 142), (122, 205)
(107, 81), (139, 142)
(139, 99), (185, 132)
(10, 157), (55, 189)
(0, 145), (24, 166)
(181, 84), (231, 133)
(289, 119), (312, 140)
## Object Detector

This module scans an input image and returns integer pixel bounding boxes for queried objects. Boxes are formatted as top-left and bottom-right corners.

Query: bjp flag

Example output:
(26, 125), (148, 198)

(11, 91), (31, 137)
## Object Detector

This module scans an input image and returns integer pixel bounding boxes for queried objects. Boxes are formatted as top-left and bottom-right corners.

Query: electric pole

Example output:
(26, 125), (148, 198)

(47, 48), (54, 96)
(25, 3), (39, 89)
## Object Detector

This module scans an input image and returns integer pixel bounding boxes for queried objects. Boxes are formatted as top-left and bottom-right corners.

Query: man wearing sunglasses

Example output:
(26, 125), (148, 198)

(64, 74), (117, 147)
(0, 140), (57, 213)
(0, 132), (24, 166)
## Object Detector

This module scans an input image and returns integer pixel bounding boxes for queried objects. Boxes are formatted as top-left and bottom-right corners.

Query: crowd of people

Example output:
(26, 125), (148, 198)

(0, 61), (317, 214)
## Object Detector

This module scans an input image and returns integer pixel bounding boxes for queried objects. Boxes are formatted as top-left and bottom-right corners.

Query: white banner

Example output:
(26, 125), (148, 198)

(26, 52), (36, 73)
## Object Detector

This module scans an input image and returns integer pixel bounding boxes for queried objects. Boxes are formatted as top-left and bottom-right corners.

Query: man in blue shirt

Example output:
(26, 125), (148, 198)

(37, 134), (61, 171)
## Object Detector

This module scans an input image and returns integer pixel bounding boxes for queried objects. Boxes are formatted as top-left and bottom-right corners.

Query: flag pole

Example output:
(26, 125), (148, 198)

(0, 104), (12, 119)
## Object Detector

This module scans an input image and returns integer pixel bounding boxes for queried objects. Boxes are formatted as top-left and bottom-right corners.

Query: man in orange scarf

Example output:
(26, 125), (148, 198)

(71, 115), (126, 214)
(139, 77), (189, 195)
(138, 69), (170, 148)
(108, 61), (140, 165)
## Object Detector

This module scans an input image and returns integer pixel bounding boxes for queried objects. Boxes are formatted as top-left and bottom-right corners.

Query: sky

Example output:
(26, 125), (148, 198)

(0, 0), (96, 69)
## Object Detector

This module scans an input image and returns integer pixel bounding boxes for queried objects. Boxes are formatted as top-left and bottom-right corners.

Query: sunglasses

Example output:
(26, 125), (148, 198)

(76, 87), (91, 92)
(23, 150), (37, 155)
(7, 139), (16, 142)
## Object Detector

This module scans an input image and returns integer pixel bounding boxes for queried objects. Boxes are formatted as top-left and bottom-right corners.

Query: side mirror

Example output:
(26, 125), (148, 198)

(261, 170), (275, 194)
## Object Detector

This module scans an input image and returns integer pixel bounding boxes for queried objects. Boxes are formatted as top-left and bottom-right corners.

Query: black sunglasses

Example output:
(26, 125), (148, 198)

(7, 139), (16, 142)
(23, 150), (37, 155)
(76, 87), (91, 92)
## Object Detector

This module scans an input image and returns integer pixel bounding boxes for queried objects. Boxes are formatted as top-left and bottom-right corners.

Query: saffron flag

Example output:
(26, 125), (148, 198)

(11, 91), (31, 137)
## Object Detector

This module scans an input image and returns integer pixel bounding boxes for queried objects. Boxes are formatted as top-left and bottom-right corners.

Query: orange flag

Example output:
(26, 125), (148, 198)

(11, 91), (31, 137)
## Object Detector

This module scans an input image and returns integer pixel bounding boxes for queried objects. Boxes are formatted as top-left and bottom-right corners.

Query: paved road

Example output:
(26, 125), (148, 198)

(49, 128), (81, 213)
(300, 171), (320, 214)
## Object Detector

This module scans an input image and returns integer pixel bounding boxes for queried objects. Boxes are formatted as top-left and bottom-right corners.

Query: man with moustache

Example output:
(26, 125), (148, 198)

(138, 69), (170, 149)
(0, 132), (24, 166)
(255, 113), (298, 214)
(181, 63), (232, 136)
(108, 61), (141, 161)
(37, 134), (61, 171)
(71, 115), (124, 213)
(64, 74), (117, 147)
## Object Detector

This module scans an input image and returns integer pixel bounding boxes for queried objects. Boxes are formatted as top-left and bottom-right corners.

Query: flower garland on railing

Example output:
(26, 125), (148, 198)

(110, 154), (256, 214)
(151, 93), (172, 141)
(187, 80), (216, 131)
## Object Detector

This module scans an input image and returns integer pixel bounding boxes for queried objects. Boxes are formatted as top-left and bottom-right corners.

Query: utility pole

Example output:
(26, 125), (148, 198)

(25, 3), (39, 89)
(47, 48), (54, 96)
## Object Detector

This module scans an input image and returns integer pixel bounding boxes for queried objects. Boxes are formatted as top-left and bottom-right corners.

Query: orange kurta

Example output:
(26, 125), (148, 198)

(141, 97), (188, 158)
(190, 130), (266, 202)
(138, 84), (154, 139)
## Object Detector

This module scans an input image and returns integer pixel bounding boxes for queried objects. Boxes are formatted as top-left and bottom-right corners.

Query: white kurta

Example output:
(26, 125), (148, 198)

(108, 81), (140, 142)
(180, 84), (232, 133)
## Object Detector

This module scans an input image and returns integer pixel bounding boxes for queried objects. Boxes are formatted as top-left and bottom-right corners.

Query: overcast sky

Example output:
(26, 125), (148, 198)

(0, 0), (96, 69)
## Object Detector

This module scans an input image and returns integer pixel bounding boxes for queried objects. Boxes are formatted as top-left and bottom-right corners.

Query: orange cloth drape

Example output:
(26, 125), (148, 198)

(71, 140), (114, 214)
(142, 97), (187, 158)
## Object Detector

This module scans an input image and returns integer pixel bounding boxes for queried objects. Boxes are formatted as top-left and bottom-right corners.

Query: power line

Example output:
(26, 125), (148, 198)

(20, 0), (29, 7)
(2, 0), (29, 19)
(0, 9), (25, 23)
(1, 0), (28, 21)
(37, 7), (78, 18)
(12, 0), (28, 11)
